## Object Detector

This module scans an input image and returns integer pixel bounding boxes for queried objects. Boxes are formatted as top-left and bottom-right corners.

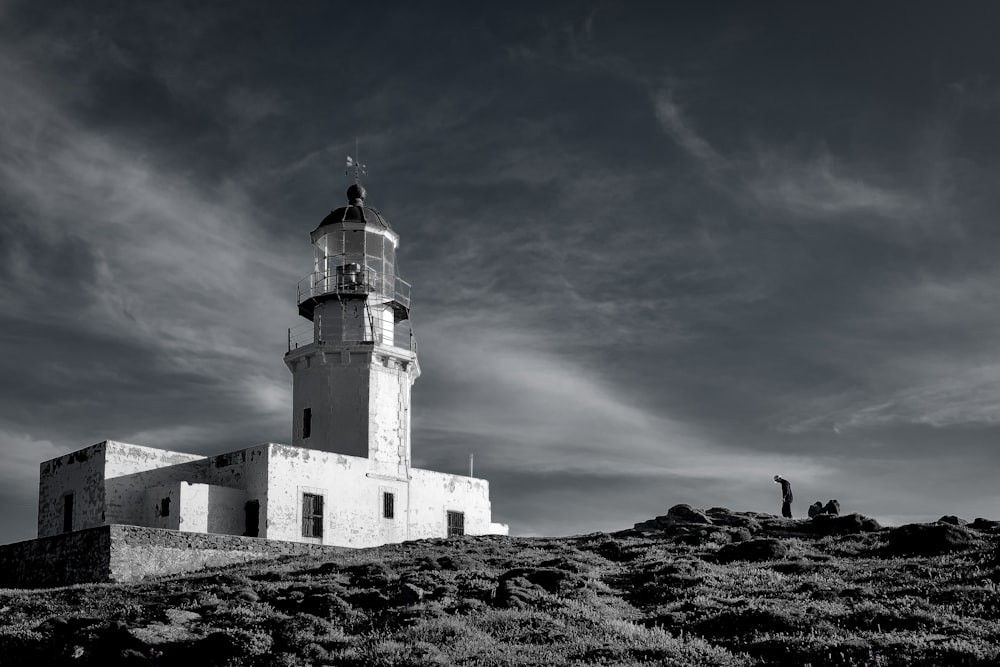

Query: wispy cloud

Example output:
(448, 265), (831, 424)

(653, 93), (725, 167)
(746, 150), (917, 220)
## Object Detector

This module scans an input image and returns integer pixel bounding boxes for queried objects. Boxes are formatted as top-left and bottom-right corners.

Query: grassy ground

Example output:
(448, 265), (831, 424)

(0, 508), (997, 666)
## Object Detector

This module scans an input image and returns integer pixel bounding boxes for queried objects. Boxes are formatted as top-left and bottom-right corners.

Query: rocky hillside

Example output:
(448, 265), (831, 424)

(1, 506), (998, 666)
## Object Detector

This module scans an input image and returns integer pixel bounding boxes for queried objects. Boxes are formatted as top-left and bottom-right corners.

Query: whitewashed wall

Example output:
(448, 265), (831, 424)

(38, 441), (506, 545)
(287, 346), (371, 457)
(38, 443), (108, 537)
(408, 468), (507, 538)
(143, 483), (182, 531)
(263, 443), (379, 546)
(104, 441), (207, 527)
(368, 351), (415, 479)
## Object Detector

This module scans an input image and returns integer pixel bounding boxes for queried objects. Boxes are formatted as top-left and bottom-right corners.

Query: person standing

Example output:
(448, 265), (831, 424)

(774, 475), (793, 518)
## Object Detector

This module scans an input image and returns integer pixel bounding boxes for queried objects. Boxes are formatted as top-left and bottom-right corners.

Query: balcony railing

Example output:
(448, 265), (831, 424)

(287, 318), (417, 354)
(296, 263), (411, 310)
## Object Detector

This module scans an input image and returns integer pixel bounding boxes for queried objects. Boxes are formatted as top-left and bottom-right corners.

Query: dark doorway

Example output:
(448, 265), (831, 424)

(63, 493), (74, 533)
(244, 500), (260, 537)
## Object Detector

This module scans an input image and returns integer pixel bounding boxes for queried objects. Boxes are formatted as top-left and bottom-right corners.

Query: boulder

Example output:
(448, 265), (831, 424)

(970, 518), (1000, 531)
(823, 500), (841, 516)
(667, 504), (713, 525)
(493, 567), (582, 607)
(393, 583), (425, 606)
(704, 508), (761, 531)
(810, 513), (880, 535)
(594, 540), (630, 562)
(938, 515), (968, 526)
(717, 538), (788, 563)
(808, 502), (824, 518)
(887, 522), (980, 555)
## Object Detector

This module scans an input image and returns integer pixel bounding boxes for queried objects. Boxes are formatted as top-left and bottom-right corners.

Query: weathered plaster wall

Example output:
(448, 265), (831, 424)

(287, 344), (372, 458)
(315, 298), (369, 343)
(264, 444), (505, 547)
(368, 349), (415, 479)
(38, 443), (108, 537)
(408, 468), (508, 539)
(205, 446), (269, 536)
(264, 443), (386, 546)
(143, 483), (182, 531)
(105, 442), (267, 535)
(180, 483), (247, 536)
(104, 441), (207, 527)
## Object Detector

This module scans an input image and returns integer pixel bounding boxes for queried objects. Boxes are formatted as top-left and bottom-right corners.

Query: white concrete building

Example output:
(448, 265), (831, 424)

(36, 181), (507, 547)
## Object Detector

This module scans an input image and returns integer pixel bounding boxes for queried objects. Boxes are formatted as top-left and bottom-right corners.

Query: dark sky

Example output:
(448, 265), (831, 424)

(2, 1), (1000, 543)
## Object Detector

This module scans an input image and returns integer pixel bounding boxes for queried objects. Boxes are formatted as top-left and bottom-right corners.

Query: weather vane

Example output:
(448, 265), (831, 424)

(345, 138), (367, 184)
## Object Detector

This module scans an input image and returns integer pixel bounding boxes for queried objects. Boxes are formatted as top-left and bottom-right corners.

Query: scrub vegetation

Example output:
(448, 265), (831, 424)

(1, 508), (998, 666)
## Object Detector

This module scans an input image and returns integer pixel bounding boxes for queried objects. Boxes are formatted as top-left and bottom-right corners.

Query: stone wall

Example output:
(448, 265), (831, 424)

(107, 525), (345, 583)
(0, 526), (112, 588)
(0, 524), (344, 588)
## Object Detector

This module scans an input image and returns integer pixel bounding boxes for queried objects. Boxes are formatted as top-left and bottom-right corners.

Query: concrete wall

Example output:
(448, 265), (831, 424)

(38, 443), (108, 537)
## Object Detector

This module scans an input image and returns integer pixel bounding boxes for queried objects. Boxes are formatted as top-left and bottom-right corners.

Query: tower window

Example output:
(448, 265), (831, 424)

(447, 510), (465, 537)
(160, 497), (171, 517)
(62, 493), (74, 533)
(302, 493), (324, 538)
(302, 408), (312, 439)
(383, 492), (395, 519)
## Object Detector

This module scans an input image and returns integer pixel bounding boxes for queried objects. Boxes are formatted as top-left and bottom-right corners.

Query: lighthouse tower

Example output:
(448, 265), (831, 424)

(284, 181), (418, 479)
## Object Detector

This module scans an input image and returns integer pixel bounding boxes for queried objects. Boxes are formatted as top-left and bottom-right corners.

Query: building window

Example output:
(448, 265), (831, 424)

(383, 492), (395, 519)
(62, 493), (74, 533)
(302, 493), (324, 538)
(302, 408), (312, 439)
(447, 510), (465, 537)
(160, 497), (171, 517)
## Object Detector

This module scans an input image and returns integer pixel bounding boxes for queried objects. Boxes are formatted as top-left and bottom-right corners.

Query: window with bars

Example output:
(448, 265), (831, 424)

(383, 492), (395, 519)
(447, 510), (465, 537)
(302, 493), (324, 538)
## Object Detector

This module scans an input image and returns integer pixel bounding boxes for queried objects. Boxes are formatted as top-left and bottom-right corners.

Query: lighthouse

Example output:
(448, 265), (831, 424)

(284, 181), (418, 480)
(13, 167), (505, 583)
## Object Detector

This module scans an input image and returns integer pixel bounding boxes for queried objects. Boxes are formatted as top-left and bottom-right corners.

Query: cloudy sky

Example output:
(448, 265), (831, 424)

(2, 1), (1000, 543)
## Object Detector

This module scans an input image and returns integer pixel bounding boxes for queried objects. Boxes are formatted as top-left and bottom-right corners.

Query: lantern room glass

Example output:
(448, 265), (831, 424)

(313, 229), (396, 298)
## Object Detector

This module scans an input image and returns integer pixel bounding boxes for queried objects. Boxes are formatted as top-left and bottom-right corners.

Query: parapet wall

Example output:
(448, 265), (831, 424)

(107, 525), (344, 583)
(0, 525), (344, 588)
(0, 527), (113, 588)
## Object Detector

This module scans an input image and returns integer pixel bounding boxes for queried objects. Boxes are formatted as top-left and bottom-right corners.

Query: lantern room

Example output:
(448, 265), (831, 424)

(296, 184), (411, 347)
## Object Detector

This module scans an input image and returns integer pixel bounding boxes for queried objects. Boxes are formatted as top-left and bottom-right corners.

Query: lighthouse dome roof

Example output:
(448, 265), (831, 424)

(314, 184), (393, 232)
